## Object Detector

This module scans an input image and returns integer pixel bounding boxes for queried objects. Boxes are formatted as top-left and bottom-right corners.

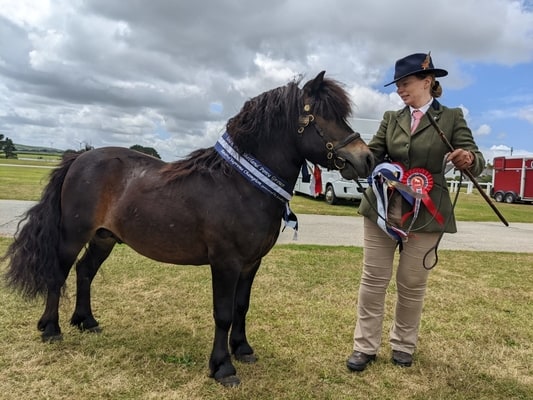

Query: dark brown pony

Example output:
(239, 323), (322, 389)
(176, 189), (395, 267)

(2, 71), (373, 386)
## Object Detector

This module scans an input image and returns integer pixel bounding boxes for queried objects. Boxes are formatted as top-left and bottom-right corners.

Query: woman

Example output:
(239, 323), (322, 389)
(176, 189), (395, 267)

(346, 52), (485, 371)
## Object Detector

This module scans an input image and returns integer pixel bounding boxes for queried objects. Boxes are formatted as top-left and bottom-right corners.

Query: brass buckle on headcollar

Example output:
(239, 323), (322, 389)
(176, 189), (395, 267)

(298, 102), (359, 170)
(297, 104), (314, 134)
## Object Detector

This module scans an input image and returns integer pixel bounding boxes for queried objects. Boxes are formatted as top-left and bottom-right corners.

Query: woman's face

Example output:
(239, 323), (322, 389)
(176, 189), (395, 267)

(395, 75), (431, 108)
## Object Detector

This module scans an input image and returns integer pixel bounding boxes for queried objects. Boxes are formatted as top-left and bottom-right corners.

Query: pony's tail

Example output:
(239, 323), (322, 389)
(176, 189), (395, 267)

(2, 152), (80, 298)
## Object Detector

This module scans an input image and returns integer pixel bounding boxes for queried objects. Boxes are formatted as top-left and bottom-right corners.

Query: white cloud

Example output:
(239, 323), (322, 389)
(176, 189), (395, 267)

(518, 105), (533, 123)
(0, 0), (532, 161)
(475, 124), (491, 136)
(491, 144), (512, 152)
(459, 105), (470, 120)
(0, 0), (52, 26)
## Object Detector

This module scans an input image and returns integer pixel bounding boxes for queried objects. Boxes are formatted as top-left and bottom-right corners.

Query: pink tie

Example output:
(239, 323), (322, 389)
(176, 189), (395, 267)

(411, 109), (423, 133)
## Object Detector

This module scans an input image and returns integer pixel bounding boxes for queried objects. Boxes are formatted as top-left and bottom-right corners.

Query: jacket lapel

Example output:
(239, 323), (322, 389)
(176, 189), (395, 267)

(396, 107), (411, 135)
(399, 99), (443, 135)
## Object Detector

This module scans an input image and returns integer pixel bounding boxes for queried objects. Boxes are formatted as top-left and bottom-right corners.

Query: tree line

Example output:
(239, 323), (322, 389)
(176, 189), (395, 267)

(0, 135), (161, 160)
(66, 144), (161, 159)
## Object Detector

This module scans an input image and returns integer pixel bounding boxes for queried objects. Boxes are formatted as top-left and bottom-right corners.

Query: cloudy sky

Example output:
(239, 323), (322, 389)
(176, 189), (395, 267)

(1, 0), (532, 162)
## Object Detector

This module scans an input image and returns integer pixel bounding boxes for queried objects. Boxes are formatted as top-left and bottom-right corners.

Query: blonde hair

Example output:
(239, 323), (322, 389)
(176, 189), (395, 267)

(414, 73), (443, 98)
(430, 77), (443, 98)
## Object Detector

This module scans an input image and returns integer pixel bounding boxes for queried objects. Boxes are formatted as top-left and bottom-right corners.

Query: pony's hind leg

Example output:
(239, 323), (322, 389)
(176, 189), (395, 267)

(39, 285), (67, 342)
(38, 242), (82, 342)
(70, 233), (116, 332)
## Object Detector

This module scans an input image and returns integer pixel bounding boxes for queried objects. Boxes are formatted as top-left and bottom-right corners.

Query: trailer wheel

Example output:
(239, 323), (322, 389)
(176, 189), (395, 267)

(324, 184), (338, 205)
(493, 191), (504, 202)
(504, 192), (516, 203)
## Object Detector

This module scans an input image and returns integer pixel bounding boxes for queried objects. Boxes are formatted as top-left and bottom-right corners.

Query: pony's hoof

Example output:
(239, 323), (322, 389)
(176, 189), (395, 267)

(42, 333), (63, 343)
(216, 375), (240, 387)
(83, 325), (102, 334)
(234, 353), (257, 363)
(72, 316), (101, 333)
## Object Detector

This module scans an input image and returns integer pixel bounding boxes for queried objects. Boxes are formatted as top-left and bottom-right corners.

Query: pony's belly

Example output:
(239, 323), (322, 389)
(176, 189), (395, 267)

(125, 236), (210, 266)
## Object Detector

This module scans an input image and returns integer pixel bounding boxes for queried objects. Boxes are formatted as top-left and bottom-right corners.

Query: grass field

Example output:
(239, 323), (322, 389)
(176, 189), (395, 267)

(0, 159), (532, 399)
(0, 241), (531, 399)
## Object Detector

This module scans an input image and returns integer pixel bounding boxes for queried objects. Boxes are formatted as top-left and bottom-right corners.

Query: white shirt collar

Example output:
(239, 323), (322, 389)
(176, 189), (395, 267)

(410, 98), (433, 115)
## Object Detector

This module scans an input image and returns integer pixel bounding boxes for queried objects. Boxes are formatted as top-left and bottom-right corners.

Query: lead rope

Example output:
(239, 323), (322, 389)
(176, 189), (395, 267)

(422, 167), (462, 270)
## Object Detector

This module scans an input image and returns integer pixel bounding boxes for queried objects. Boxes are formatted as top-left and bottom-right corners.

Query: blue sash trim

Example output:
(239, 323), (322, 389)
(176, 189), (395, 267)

(370, 163), (414, 243)
(282, 203), (298, 238)
(215, 132), (293, 202)
(215, 131), (298, 238)
(370, 162), (436, 247)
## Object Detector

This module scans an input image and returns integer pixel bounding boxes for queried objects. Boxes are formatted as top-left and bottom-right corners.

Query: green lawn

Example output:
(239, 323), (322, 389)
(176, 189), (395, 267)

(289, 191), (533, 223)
(0, 241), (531, 399)
(0, 165), (53, 201)
(1, 160), (532, 399)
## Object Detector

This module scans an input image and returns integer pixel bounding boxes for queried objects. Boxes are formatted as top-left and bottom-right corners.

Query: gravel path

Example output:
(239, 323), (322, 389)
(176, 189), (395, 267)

(1, 200), (531, 253)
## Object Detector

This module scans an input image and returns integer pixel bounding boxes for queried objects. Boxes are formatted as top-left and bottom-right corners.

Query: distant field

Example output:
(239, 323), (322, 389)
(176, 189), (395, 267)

(0, 165), (52, 200)
(0, 159), (532, 223)
(2, 153), (61, 165)
(15, 152), (63, 161)
(0, 156), (59, 200)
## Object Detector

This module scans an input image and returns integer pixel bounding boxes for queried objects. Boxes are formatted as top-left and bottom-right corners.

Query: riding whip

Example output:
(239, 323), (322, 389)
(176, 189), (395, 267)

(426, 113), (509, 227)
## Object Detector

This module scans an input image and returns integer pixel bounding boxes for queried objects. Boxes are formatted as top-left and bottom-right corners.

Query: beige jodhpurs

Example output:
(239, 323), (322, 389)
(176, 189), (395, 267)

(353, 217), (440, 355)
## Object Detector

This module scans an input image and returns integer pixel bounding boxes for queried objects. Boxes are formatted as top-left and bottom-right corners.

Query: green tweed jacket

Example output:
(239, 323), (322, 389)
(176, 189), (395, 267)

(359, 100), (485, 233)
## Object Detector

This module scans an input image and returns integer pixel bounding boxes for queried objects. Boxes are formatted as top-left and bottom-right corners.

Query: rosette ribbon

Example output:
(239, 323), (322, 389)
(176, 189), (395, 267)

(370, 163), (443, 246)
(370, 163), (410, 243)
(400, 168), (444, 230)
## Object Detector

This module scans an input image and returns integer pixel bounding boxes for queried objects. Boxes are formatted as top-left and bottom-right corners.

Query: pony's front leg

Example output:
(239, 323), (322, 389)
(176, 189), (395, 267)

(38, 287), (63, 342)
(209, 264), (241, 387)
(230, 259), (261, 363)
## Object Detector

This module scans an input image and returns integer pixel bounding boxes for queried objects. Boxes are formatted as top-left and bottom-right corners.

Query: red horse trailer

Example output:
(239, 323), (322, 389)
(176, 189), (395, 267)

(492, 156), (533, 203)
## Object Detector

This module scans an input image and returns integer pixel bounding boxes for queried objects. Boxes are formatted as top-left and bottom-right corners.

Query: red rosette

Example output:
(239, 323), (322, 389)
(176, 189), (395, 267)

(402, 168), (434, 193)
(401, 168), (444, 225)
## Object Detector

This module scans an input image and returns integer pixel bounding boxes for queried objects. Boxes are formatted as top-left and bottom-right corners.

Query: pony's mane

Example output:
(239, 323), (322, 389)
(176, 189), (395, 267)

(161, 76), (352, 181)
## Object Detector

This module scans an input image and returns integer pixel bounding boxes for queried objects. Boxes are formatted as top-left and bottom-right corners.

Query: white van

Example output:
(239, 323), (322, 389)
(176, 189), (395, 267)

(293, 162), (369, 205)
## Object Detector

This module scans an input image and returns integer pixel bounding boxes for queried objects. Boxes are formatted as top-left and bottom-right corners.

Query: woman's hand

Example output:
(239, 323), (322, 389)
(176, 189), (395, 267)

(447, 149), (474, 170)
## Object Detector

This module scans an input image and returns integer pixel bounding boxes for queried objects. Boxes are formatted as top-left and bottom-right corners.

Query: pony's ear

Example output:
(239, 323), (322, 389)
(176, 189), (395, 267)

(303, 71), (326, 95)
